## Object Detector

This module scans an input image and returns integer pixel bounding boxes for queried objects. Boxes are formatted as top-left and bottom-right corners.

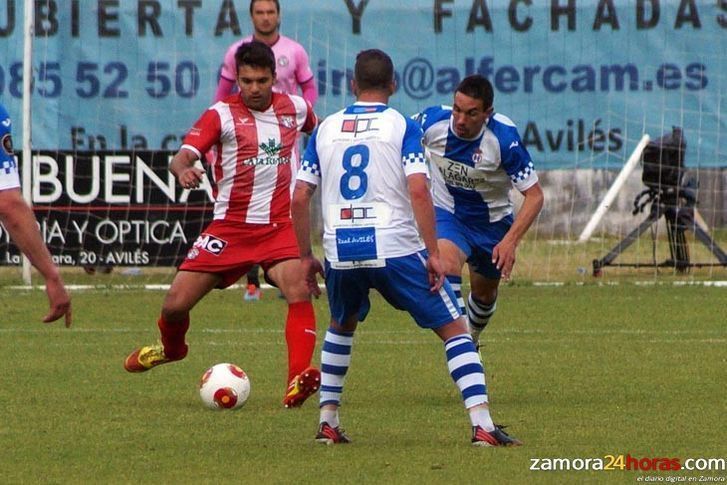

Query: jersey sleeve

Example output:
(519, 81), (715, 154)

(401, 117), (428, 177)
(298, 98), (317, 134)
(297, 126), (321, 186)
(219, 41), (241, 82)
(500, 129), (538, 192)
(411, 105), (450, 146)
(294, 44), (314, 84)
(180, 108), (222, 158)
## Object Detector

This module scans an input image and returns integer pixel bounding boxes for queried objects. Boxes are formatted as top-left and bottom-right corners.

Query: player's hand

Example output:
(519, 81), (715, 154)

(300, 255), (324, 297)
(425, 252), (446, 292)
(43, 278), (72, 327)
(178, 167), (205, 190)
(492, 237), (517, 281)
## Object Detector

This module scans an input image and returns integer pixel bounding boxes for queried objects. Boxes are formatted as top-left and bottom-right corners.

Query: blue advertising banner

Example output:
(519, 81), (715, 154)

(0, 0), (725, 169)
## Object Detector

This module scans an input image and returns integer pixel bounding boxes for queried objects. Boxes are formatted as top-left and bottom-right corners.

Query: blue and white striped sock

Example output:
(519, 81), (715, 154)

(448, 275), (466, 317)
(319, 328), (354, 411)
(444, 333), (495, 430)
(444, 333), (488, 408)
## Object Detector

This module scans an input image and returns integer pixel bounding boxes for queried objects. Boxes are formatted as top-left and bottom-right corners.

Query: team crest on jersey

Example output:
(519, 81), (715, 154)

(277, 56), (289, 68)
(472, 148), (483, 164)
(2, 133), (13, 155)
(280, 116), (294, 129)
(186, 247), (200, 260)
(192, 234), (228, 255)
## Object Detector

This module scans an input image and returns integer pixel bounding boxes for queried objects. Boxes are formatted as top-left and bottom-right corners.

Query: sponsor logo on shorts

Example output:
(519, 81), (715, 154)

(192, 234), (228, 255)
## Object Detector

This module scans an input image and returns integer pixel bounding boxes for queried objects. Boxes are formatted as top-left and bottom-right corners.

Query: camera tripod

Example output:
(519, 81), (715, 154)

(592, 188), (727, 276)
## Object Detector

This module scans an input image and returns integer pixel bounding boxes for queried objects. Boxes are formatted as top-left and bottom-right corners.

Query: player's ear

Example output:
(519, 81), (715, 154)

(350, 79), (358, 97)
(389, 79), (397, 96)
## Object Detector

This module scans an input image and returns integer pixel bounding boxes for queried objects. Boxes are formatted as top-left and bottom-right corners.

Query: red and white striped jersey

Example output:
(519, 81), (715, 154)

(181, 92), (316, 223)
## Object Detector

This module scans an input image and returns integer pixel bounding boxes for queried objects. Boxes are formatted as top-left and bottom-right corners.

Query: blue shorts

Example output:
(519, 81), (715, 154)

(435, 207), (513, 279)
(324, 251), (461, 329)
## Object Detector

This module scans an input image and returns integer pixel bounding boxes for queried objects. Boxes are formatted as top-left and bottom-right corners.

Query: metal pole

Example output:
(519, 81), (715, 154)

(21, 0), (34, 284)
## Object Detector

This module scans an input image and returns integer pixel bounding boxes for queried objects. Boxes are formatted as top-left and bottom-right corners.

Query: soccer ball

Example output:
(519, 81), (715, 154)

(198, 363), (251, 410)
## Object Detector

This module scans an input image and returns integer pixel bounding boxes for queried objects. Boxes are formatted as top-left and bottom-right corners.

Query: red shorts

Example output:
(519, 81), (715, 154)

(179, 219), (299, 288)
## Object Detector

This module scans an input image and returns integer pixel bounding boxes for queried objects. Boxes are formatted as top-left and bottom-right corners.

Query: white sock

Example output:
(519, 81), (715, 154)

(468, 405), (495, 432)
(320, 408), (339, 428)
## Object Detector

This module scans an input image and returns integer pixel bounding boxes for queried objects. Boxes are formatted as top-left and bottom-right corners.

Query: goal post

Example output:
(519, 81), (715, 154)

(20, 0), (33, 284)
(577, 134), (651, 243)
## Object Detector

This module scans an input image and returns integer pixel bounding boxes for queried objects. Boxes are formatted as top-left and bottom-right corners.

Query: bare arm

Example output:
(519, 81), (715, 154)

(407, 173), (445, 291)
(492, 182), (544, 280)
(291, 180), (323, 296)
(0, 188), (71, 326)
(170, 148), (205, 189)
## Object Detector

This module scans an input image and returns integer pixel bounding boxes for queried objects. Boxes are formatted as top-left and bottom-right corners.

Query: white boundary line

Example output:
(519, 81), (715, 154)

(4, 281), (727, 291)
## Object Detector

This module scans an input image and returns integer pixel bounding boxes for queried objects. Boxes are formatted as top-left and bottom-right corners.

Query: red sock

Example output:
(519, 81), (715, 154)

(285, 301), (317, 382)
(158, 316), (190, 360)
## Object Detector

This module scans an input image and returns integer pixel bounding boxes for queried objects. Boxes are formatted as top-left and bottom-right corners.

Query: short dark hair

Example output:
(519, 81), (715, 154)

(249, 0), (279, 15)
(235, 41), (276, 76)
(354, 49), (394, 92)
(455, 75), (494, 111)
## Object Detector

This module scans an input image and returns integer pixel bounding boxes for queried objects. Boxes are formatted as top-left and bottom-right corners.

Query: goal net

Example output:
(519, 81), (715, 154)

(0, 0), (725, 285)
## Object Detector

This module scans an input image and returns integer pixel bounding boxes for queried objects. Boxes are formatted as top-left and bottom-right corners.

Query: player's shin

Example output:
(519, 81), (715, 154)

(444, 333), (495, 431)
(467, 294), (496, 344)
(157, 315), (189, 359)
(285, 301), (317, 382)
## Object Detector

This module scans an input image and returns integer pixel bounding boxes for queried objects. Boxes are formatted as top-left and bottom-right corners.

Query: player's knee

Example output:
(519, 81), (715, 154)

(471, 290), (497, 306)
(161, 292), (192, 320)
(441, 256), (462, 276)
(280, 283), (309, 303)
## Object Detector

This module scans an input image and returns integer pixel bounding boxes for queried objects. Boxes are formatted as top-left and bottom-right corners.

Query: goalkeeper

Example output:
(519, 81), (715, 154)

(413, 75), (544, 349)
(213, 0), (318, 302)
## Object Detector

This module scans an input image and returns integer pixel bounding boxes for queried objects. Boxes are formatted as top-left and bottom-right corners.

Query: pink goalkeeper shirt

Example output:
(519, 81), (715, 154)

(220, 35), (314, 97)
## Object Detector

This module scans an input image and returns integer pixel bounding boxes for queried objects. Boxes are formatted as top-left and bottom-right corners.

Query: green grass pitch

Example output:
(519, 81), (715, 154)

(0, 284), (725, 483)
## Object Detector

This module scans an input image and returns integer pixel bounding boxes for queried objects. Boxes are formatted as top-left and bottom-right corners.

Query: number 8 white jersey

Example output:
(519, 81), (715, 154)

(297, 102), (429, 263)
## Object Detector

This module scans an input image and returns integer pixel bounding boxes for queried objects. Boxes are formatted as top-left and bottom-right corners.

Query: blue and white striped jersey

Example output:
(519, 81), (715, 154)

(414, 105), (538, 225)
(298, 102), (429, 263)
(0, 103), (20, 191)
